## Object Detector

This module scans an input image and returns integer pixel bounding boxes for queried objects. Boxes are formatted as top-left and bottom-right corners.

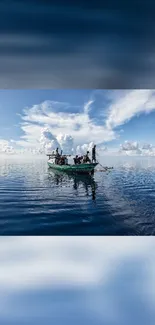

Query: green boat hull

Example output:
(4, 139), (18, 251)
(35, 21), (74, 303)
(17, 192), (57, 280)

(48, 162), (98, 174)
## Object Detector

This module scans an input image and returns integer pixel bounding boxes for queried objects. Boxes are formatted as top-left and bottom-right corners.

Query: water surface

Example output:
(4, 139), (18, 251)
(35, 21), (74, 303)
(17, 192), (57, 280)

(0, 156), (155, 235)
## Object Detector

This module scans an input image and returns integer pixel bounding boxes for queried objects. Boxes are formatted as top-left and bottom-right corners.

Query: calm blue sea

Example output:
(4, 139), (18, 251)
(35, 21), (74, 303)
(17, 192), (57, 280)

(0, 156), (155, 235)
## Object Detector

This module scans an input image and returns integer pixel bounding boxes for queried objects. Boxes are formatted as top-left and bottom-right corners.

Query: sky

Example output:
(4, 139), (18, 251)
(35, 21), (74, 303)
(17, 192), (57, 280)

(0, 1), (155, 88)
(0, 237), (155, 324)
(1, 89), (155, 156)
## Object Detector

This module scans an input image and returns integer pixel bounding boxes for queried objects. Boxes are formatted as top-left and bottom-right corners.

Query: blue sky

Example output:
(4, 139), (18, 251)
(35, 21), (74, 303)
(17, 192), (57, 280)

(1, 89), (155, 155)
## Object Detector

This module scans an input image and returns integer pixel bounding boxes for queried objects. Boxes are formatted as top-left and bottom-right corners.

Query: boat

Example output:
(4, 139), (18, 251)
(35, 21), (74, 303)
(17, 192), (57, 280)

(47, 153), (98, 175)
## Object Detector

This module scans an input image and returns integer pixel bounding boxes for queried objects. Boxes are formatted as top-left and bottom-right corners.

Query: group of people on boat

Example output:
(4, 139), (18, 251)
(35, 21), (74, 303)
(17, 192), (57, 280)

(54, 148), (68, 165)
(50, 145), (97, 166)
(74, 151), (90, 165)
(73, 145), (96, 165)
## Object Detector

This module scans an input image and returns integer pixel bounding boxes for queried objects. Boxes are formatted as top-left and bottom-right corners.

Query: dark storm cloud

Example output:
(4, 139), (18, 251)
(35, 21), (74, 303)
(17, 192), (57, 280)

(0, 0), (155, 88)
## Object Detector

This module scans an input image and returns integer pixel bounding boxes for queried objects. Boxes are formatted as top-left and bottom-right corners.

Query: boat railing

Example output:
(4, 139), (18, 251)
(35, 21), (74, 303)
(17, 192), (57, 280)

(46, 154), (72, 158)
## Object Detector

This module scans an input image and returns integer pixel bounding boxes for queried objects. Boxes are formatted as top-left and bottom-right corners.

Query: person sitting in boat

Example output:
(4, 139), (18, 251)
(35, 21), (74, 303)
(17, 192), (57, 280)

(64, 156), (68, 165)
(59, 156), (65, 165)
(83, 151), (91, 163)
(77, 156), (83, 164)
(82, 155), (86, 163)
(73, 155), (79, 164)
(92, 145), (96, 163)
(74, 155), (84, 164)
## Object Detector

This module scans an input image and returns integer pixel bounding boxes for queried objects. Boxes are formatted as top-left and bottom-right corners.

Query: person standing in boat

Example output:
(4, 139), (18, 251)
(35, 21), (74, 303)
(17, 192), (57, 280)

(92, 145), (96, 163)
(55, 147), (60, 164)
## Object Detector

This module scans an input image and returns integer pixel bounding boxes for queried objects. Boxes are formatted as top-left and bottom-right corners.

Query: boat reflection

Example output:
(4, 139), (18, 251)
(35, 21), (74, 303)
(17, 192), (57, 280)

(48, 169), (97, 201)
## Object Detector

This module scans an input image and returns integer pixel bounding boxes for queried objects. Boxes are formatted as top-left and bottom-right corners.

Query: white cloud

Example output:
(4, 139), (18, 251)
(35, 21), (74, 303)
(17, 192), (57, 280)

(56, 133), (74, 154)
(119, 141), (155, 156)
(120, 140), (141, 155)
(84, 99), (94, 115)
(0, 138), (45, 157)
(39, 128), (74, 154)
(2, 90), (155, 155)
(106, 90), (155, 130)
(75, 142), (107, 156)
(120, 140), (139, 151)
(0, 139), (15, 154)
(17, 90), (155, 152)
(40, 127), (60, 152)
(76, 142), (94, 155)
(15, 99), (115, 150)
(142, 143), (153, 150)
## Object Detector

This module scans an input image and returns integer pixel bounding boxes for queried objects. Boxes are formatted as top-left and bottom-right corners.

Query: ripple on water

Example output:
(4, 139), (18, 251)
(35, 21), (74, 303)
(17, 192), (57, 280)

(0, 157), (155, 234)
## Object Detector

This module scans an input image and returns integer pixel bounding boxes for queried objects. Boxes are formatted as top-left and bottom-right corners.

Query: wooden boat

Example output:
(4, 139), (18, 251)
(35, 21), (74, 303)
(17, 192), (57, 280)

(47, 154), (98, 174)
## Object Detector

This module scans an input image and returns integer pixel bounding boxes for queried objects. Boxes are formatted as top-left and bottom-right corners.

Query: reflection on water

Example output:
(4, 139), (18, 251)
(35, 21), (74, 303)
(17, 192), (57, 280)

(48, 169), (97, 201)
(1, 157), (155, 235)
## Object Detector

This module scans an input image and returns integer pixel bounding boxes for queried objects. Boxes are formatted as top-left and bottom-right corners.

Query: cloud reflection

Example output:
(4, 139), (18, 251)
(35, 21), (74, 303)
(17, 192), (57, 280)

(0, 237), (154, 324)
